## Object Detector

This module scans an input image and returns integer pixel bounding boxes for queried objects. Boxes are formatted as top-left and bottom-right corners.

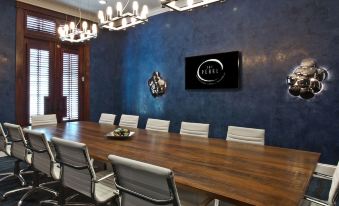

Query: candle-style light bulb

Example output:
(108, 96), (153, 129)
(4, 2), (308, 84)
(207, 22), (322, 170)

(141, 5), (148, 19)
(187, 0), (194, 7)
(132, 1), (139, 15)
(58, 27), (63, 35)
(121, 18), (127, 27)
(106, 6), (113, 19)
(131, 17), (136, 24)
(92, 24), (98, 34)
(116, 2), (123, 16)
(70, 21), (75, 30)
(98, 10), (104, 22)
(64, 24), (69, 33)
(82, 21), (88, 31)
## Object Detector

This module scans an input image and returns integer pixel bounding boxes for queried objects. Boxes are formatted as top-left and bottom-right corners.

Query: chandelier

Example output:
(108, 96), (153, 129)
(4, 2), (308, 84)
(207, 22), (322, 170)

(58, 12), (98, 43)
(161, 0), (224, 11)
(98, 0), (149, 31)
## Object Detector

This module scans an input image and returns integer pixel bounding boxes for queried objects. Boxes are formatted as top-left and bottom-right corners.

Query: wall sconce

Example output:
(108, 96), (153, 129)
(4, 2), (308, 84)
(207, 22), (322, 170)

(287, 58), (328, 99)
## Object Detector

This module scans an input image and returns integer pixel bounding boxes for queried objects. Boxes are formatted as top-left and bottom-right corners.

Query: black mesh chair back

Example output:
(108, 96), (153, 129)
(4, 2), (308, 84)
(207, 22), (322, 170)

(51, 137), (96, 198)
(108, 155), (181, 206)
(4, 123), (28, 162)
(23, 129), (55, 177)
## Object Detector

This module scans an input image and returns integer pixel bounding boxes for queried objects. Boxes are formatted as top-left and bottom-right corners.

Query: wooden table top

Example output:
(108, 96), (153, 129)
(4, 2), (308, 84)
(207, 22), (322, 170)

(29, 121), (320, 206)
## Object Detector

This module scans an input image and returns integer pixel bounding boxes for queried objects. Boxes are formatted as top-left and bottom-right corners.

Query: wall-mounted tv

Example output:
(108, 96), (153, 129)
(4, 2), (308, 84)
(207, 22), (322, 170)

(185, 51), (240, 89)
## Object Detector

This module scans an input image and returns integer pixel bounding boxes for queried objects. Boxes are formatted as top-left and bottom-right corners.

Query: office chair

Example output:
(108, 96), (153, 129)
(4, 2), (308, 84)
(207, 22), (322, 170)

(301, 162), (339, 206)
(108, 154), (181, 206)
(0, 123), (12, 177)
(145, 118), (170, 132)
(31, 114), (57, 126)
(41, 137), (118, 206)
(109, 154), (213, 206)
(99, 113), (116, 125)
(1, 123), (33, 200)
(180, 122), (210, 138)
(16, 129), (60, 206)
(119, 114), (139, 128)
(226, 126), (265, 145)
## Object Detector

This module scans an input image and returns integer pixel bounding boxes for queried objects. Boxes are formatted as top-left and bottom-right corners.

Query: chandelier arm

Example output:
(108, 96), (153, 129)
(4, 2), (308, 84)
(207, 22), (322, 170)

(122, 0), (130, 12)
(77, 8), (82, 27)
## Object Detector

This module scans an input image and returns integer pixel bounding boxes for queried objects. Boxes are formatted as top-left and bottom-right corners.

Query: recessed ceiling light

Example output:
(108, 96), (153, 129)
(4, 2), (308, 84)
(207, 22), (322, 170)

(98, 0), (107, 5)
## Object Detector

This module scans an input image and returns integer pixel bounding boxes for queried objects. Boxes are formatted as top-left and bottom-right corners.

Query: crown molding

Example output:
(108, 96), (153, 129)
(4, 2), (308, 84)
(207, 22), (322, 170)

(16, 0), (97, 22)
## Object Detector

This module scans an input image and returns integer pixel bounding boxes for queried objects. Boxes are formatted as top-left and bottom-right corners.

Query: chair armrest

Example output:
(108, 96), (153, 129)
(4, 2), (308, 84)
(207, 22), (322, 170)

(52, 161), (60, 168)
(26, 148), (32, 154)
(304, 195), (329, 206)
(56, 159), (88, 170)
(315, 163), (336, 177)
(313, 173), (333, 181)
(94, 173), (114, 183)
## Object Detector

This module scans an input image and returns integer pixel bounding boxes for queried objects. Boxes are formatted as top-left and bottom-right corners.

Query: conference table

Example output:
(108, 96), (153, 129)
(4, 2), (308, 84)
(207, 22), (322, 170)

(28, 121), (320, 206)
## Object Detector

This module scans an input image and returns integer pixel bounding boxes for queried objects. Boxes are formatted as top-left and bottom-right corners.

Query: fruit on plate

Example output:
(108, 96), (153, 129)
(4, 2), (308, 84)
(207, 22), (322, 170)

(113, 128), (130, 137)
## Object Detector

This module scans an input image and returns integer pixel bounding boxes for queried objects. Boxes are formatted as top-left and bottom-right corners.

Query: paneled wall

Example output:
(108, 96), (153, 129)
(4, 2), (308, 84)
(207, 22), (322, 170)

(91, 0), (339, 164)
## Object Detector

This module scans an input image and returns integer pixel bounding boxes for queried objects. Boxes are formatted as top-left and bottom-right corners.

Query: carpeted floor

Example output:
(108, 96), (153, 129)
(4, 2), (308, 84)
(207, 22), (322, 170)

(0, 156), (57, 206)
(0, 155), (335, 206)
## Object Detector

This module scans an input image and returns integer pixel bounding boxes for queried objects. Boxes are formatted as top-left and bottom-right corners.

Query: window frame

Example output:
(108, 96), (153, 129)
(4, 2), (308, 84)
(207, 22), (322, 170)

(27, 40), (53, 122)
(24, 10), (58, 42)
(16, 2), (90, 126)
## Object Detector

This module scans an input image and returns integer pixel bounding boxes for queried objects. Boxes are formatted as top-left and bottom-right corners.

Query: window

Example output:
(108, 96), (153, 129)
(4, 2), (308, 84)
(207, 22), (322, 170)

(16, 4), (90, 125)
(26, 15), (56, 35)
(29, 48), (50, 120)
(63, 52), (79, 121)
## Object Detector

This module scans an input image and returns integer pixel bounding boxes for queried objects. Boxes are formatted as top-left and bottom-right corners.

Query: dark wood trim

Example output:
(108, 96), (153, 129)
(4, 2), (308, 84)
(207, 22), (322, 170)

(16, 7), (26, 125)
(16, 4), (91, 125)
(16, 2), (89, 22)
(17, 1), (67, 20)
(82, 44), (90, 121)
(16, 1), (95, 25)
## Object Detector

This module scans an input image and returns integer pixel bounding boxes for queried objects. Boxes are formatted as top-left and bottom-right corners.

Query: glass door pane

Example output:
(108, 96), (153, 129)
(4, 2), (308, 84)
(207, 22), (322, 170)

(62, 51), (79, 121)
(29, 48), (50, 122)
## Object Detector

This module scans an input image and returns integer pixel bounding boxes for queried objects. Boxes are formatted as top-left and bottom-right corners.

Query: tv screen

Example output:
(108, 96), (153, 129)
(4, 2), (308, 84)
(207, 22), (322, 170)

(185, 51), (240, 89)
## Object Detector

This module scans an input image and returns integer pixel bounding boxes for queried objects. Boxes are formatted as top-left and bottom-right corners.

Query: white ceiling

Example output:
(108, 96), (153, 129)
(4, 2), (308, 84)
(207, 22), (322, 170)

(18, 0), (168, 22)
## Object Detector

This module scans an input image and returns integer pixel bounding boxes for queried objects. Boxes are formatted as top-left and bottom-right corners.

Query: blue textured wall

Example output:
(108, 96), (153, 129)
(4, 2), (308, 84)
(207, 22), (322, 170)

(91, 0), (339, 164)
(0, 0), (16, 123)
(90, 31), (126, 121)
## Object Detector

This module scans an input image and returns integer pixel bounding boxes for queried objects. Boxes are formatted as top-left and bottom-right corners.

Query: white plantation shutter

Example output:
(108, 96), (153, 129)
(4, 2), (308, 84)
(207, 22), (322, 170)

(63, 52), (79, 121)
(26, 15), (56, 35)
(29, 48), (50, 121)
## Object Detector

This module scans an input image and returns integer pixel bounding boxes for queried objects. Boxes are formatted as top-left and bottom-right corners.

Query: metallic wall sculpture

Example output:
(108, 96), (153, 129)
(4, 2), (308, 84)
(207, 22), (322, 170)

(287, 58), (328, 99)
(148, 72), (167, 97)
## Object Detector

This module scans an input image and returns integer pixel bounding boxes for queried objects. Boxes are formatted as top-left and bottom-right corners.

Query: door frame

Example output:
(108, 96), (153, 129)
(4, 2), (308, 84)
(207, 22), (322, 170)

(16, 4), (90, 126)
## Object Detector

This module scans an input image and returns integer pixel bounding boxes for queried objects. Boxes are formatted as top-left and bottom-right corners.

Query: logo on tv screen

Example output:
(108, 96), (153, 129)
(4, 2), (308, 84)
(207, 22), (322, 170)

(186, 51), (240, 89)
